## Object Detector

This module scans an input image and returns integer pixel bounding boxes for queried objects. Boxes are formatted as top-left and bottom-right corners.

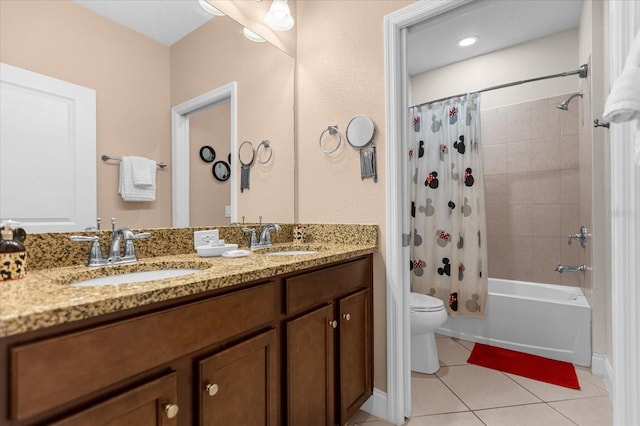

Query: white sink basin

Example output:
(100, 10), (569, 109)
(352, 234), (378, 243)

(69, 269), (202, 287)
(267, 250), (317, 256)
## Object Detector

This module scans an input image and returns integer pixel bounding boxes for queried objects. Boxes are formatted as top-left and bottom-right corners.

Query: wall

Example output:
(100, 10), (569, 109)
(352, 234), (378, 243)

(578, 0), (612, 369)
(0, 0), (172, 228)
(482, 95), (582, 285)
(296, 0), (413, 393)
(170, 14), (296, 224)
(189, 102), (231, 226)
(411, 29), (579, 111)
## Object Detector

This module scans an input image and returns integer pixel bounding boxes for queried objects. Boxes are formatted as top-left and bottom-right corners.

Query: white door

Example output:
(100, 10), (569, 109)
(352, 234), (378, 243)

(0, 63), (96, 233)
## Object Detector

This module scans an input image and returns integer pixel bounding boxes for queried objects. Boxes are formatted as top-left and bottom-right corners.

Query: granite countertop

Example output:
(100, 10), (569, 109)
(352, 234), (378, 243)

(0, 242), (376, 338)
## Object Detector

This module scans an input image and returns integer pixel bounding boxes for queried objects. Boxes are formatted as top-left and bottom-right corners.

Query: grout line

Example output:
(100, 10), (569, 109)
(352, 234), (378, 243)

(544, 401), (580, 425)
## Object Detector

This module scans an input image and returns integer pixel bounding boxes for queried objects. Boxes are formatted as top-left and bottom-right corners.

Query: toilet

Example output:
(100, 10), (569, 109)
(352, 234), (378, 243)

(410, 292), (448, 374)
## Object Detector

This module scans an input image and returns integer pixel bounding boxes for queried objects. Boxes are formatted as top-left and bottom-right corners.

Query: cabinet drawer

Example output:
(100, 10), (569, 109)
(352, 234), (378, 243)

(50, 372), (178, 426)
(10, 282), (276, 421)
(285, 257), (371, 315)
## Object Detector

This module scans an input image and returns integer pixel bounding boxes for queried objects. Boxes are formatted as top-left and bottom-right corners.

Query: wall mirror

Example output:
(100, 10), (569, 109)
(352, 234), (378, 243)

(0, 0), (295, 232)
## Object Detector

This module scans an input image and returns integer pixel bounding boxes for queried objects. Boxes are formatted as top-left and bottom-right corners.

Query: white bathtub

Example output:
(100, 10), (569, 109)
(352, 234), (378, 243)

(437, 278), (592, 366)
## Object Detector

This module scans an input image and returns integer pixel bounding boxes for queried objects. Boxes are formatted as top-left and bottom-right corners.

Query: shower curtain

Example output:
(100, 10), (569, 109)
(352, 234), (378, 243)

(408, 94), (488, 318)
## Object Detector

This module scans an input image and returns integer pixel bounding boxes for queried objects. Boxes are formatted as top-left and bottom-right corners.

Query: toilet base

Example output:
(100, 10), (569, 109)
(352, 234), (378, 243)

(411, 331), (440, 374)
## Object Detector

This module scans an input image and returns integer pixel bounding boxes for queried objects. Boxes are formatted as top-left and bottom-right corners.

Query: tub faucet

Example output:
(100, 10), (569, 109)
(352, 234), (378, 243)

(555, 264), (587, 274)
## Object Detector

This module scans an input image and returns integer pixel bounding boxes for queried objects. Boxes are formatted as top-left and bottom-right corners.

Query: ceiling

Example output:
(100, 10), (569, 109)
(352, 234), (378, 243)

(407, 0), (584, 76)
(73, 0), (215, 46)
(73, 0), (583, 74)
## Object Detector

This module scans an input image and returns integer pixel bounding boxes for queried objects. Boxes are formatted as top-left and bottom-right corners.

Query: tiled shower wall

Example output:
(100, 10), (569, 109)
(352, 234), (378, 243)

(482, 94), (585, 286)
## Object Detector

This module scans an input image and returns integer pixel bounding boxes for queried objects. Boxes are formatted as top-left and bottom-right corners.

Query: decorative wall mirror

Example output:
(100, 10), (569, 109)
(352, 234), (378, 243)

(199, 145), (216, 163)
(346, 115), (376, 148)
(212, 161), (230, 182)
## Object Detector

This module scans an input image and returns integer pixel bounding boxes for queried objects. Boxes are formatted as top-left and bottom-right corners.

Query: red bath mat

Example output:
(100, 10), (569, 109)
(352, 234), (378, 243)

(467, 343), (580, 389)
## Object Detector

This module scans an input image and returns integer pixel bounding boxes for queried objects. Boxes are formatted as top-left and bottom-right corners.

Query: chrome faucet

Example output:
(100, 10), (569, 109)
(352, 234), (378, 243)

(108, 227), (150, 263)
(241, 216), (281, 249)
(555, 264), (587, 274)
(259, 223), (282, 246)
(71, 221), (150, 267)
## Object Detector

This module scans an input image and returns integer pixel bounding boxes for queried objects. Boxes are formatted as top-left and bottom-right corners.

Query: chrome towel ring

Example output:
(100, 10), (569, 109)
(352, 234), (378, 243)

(257, 140), (273, 164)
(319, 125), (341, 154)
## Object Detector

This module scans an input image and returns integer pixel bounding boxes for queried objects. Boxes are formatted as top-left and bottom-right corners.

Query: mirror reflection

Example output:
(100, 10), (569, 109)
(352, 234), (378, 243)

(0, 0), (295, 232)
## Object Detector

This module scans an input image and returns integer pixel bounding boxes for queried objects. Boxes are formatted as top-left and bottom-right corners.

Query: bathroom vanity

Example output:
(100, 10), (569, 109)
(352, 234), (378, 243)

(0, 232), (375, 426)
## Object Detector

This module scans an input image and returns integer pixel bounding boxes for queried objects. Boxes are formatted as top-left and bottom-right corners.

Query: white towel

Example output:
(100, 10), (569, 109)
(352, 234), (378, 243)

(603, 30), (640, 164)
(130, 156), (156, 187)
(119, 156), (156, 201)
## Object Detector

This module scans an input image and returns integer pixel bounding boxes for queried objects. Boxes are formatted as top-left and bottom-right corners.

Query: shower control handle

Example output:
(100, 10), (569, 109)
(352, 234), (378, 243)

(567, 225), (589, 248)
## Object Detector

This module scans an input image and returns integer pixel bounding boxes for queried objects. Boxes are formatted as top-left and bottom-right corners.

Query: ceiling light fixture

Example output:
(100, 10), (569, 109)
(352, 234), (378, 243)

(243, 27), (265, 43)
(264, 0), (294, 31)
(198, 0), (225, 16)
(458, 36), (479, 47)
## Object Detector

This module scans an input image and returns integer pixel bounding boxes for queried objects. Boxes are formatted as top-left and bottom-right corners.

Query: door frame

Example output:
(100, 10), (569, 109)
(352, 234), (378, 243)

(383, 1), (638, 425)
(171, 81), (237, 227)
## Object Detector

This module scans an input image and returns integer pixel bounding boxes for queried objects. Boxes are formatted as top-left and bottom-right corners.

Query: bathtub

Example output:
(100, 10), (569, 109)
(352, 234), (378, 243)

(436, 278), (591, 366)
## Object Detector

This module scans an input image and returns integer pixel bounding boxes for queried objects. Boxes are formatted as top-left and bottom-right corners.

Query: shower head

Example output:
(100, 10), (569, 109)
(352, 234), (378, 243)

(557, 91), (583, 111)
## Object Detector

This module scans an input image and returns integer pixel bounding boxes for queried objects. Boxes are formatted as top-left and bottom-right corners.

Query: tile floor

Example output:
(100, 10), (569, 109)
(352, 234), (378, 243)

(348, 335), (612, 426)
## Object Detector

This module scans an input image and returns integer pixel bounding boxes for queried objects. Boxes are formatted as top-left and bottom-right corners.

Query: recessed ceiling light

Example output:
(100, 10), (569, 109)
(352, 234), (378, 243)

(458, 36), (479, 47)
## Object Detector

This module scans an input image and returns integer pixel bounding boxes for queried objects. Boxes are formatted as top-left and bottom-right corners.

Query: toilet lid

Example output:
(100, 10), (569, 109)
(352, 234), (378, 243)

(410, 292), (445, 312)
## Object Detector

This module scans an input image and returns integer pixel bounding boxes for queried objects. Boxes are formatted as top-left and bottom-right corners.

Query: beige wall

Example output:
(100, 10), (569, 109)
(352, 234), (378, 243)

(189, 103), (231, 226)
(0, 0), (172, 228)
(296, 0), (414, 392)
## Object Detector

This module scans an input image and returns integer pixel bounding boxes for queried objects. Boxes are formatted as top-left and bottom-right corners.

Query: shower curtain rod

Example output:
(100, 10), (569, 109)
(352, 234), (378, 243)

(411, 63), (588, 108)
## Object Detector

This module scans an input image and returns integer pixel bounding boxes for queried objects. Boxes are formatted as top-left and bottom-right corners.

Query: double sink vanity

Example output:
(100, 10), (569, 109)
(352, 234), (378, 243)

(0, 224), (377, 426)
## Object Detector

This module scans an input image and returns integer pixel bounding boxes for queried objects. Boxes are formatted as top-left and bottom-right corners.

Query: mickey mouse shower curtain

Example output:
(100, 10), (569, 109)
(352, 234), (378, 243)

(408, 94), (488, 318)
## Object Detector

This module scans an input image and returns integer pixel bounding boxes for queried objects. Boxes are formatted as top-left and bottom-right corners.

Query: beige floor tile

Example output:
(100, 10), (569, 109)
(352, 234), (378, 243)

(406, 412), (485, 426)
(348, 410), (386, 423)
(436, 365), (540, 410)
(574, 366), (608, 391)
(455, 338), (475, 351)
(475, 403), (575, 426)
(411, 372), (468, 416)
(435, 336), (471, 366)
(348, 420), (394, 426)
(549, 396), (613, 426)
(505, 371), (609, 402)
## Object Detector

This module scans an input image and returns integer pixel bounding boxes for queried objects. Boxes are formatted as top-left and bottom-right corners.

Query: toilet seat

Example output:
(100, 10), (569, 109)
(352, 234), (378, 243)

(410, 292), (445, 312)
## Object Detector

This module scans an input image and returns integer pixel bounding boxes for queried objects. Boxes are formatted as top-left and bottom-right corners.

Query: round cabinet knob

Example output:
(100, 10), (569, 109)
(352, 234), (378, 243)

(205, 383), (219, 396)
(342, 313), (351, 321)
(329, 320), (338, 329)
(164, 403), (179, 419)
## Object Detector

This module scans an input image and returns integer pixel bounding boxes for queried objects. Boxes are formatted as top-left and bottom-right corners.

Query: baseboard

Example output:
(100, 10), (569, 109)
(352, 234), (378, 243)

(591, 353), (614, 399)
(360, 387), (388, 421)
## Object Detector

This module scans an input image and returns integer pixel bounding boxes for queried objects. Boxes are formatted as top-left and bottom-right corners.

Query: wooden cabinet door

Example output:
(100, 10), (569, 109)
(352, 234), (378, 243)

(286, 304), (335, 426)
(50, 372), (179, 426)
(199, 329), (278, 426)
(339, 289), (372, 425)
